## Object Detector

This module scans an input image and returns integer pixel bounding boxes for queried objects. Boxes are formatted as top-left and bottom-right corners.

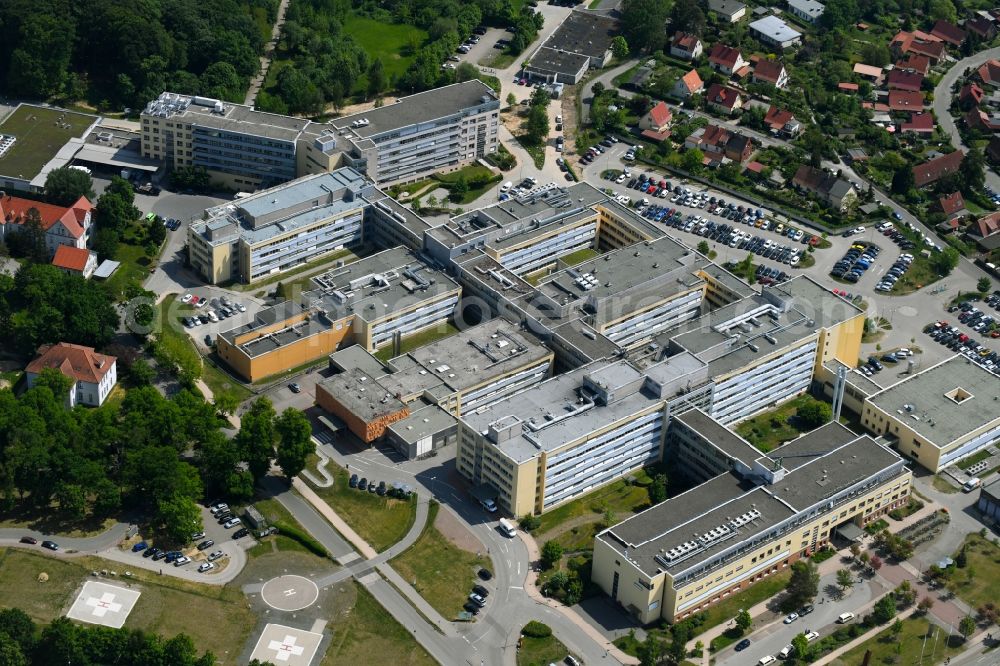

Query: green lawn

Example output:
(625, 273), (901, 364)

(344, 16), (427, 91)
(932, 475), (959, 494)
(157, 295), (204, 378)
(104, 242), (154, 300)
(0, 105), (96, 180)
(322, 582), (437, 666)
(202, 358), (253, 406)
(560, 248), (600, 267)
(956, 447), (996, 470)
(305, 456), (417, 552)
(374, 321), (460, 362)
(695, 570), (792, 637)
(735, 394), (822, 453)
(830, 616), (960, 666)
(0, 549), (256, 665)
(890, 255), (942, 295)
(535, 469), (653, 553)
(945, 534), (1000, 609)
(390, 502), (490, 619)
(518, 632), (573, 666)
(432, 164), (502, 204)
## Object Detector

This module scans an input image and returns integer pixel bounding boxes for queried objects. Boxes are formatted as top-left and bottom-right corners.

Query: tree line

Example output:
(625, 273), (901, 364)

(0, 0), (277, 109)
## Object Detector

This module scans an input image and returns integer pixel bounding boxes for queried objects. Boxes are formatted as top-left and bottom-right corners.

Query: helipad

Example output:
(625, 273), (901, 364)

(66, 581), (140, 629)
(261, 575), (320, 611)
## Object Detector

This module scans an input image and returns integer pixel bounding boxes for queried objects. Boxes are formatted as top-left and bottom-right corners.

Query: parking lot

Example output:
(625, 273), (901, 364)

(924, 297), (1000, 375)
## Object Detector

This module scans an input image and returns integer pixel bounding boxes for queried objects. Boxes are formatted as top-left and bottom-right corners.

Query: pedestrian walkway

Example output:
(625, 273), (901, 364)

(291, 478), (379, 560)
(300, 448), (334, 488)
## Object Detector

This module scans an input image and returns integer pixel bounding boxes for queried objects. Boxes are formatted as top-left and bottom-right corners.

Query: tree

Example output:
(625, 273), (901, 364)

(891, 164), (914, 195)
(0, 609), (36, 657)
(157, 493), (203, 544)
(44, 167), (95, 206)
(870, 554), (883, 571)
(836, 568), (854, 593)
(236, 397), (277, 480)
(670, 0), (706, 36)
(275, 408), (314, 481)
(735, 608), (752, 633)
(850, 543), (861, 559)
(791, 632), (810, 660)
(697, 240), (711, 255)
(449, 176), (469, 202)
(621, 0), (670, 52)
(55, 483), (87, 521)
(637, 633), (666, 666)
(917, 596), (935, 613)
(956, 546), (968, 568)
(455, 62), (480, 83)
(860, 43), (892, 67)
(611, 36), (630, 59)
(7, 208), (47, 262)
(872, 594), (897, 624)
(786, 560), (820, 607)
(932, 247), (960, 277)
(525, 103), (549, 145)
(896, 580), (916, 607)
(929, 0), (958, 23)
(796, 399), (832, 429)
(959, 615), (977, 639)
(960, 149), (986, 193)
(367, 58), (387, 99)
(541, 540), (563, 569)
(977, 277), (992, 294)
(682, 148), (705, 172)
(506, 92), (517, 107)
(648, 473), (668, 505)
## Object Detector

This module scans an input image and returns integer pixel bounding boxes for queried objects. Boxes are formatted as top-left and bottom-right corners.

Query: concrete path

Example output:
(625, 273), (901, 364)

(261, 476), (356, 559)
(291, 477), (379, 559)
(300, 448), (334, 488)
(245, 0), (292, 106)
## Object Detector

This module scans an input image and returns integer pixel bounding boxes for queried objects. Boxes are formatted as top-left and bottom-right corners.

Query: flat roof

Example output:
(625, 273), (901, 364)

(328, 345), (388, 377)
(0, 104), (98, 181)
(333, 80), (498, 139)
(527, 47), (590, 77)
(143, 93), (312, 142)
(318, 368), (408, 423)
(543, 10), (619, 59)
(387, 404), (457, 444)
(675, 408), (763, 468)
(868, 355), (1000, 448)
(750, 15), (803, 42)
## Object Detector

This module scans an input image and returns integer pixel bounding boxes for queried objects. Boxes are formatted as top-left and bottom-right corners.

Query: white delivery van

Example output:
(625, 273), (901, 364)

(837, 612), (855, 624)
(498, 518), (516, 538)
(963, 478), (982, 492)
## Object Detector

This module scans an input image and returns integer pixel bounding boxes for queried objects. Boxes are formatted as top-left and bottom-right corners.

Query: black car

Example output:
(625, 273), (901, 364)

(735, 638), (751, 651)
(472, 584), (490, 597)
(233, 528), (249, 539)
(800, 604), (814, 616)
(144, 547), (160, 559)
(349, 474), (359, 488)
(197, 539), (215, 550)
(376, 481), (387, 496)
(358, 477), (368, 491)
(19, 536), (37, 545)
(152, 550), (168, 561)
(477, 568), (493, 581)
(41, 540), (59, 551)
(463, 602), (481, 615)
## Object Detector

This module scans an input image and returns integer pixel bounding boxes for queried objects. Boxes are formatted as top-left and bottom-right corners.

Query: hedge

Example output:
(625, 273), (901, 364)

(521, 621), (552, 638)
(273, 520), (330, 558)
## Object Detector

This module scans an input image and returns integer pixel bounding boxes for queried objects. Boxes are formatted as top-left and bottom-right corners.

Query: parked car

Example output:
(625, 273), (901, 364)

(198, 562), (215, 573)
(132, 541), (148, 553)
(41, 540), (59, 551)
(173, 556), (191, 567)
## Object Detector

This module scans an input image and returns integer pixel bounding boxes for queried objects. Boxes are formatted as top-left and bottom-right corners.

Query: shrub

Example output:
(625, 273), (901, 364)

(519, 514), (541, 531)
(274, 521), (329, 558)
(522, 621), (552, 638)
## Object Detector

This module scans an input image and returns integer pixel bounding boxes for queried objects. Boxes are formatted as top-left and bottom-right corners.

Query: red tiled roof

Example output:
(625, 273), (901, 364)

(853, 63), (884, 79)
(978, 59), (1000, 86)
(705, 83), (741, 110)
(708, 44), (742, 69)
(897, 54), (931, 75)
(647, 101), (672, 127)
(888, 90), (924, 111)
(912, 150), (964, 187)
(753, 59), (786, 84)
(901, 112), (934, 133)
(960, 83), (985, 105)
(838, 82), (859, 92)
(640, 129), (670, 142)
(930, 19), (965, 46)
(966, 17), (997, 39)
(745, 161), (765, 173)
(965, 107), (1000, 131)
(939, 191), (966, 216)
(51, 246), (92, 272)
(679, 69), (704, 93)
(764, 106), (794, 130)
(976, 211), (1000, 237)
(887, 69), (923, 92)
(912, 29), (942, 42)
(672, 32), (701, 52)
(26, 343), (116, 385)
(909, 40), (945, 60)
(0, 195), (91, 239)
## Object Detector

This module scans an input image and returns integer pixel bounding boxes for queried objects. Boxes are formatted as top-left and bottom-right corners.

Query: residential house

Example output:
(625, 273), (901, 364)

(930, 19), (965, 46)
(51, 245), (98, 279)
(968, 211), (1000, 250)
(978, 59), (1000, 87)
(638, 101), (673, 141)
(686, 124), (755, 163)
(838, 82), (860, 92)
(912, 150), (964, 187)
(708, 44), (746, 75)
(763, 106), (802, 136)
(896, 54), (931, 75)
(705, 83), (744, 115)
(670, 33), (704, 60)
(959, 83), (985, 108)
(791, 165), (858, 211)
(0, 194), (93, 257)
(891, 31), (945, 64)
(853, 63), (885, 85)
(887, 69), (924, 92)
(672, 69), (705, 98)
(787, 0), (825, 24)
(937, 191), (968, 223)
(749, 16), (803, 48)
(888, 90), (924, 111)
(901, 112), (934, 135)
(752, 59), (789, 88)
(965, 107), (1000, 132)
(966, 17), (997, 41)
(25, 342), (118, 407)
(708, 0), (747, 22)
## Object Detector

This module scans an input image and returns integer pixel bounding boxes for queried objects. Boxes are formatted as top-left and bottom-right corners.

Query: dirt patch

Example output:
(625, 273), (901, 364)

(433, 507), (484, 554)
(324, 96), (400, 118)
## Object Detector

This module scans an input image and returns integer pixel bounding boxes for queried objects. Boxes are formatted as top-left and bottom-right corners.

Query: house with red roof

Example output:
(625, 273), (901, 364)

(930, 19), (965, 46)
(968, 211), (1000, 250)
(891, 31), (945, 64)
(792, 165), (858, 211)
(853, 63), (885, 85)
(901, 112), (934, 135)
(959, 83), (985, 108)
(978, 59), (1000, 87)
(937, 191), (968, 223)
(52, 245), (98, 279)
(838, 82), (859, 92)
(670, 33), (704, 60)
(888, 90), (924, 111)
(896, 54), (930, 76)
(763, 106), (802, 136)
(887, 69), (924, 92)
(708, 44), (746, 75)
(26, 342), (118, 407)
(638, 101), (673, 141)
(752, 60), (789, 89)
(672, 69), (705, 99)
(0, 194), (93, 257)
(966, 17), (997, 40)
(912, 150), (964, 187)
(965, 107), (1000, 132)
(705, 83), (744, 115)
(684, 124), (754, 163)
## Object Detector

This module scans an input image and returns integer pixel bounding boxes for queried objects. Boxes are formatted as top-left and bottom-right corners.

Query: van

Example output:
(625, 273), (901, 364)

(778, 644), (794, 659)
(501, 181), (512, 192)
(837, 612), (855, 624)
(498, 518), (516, 538)
(963, 478), (982, 492)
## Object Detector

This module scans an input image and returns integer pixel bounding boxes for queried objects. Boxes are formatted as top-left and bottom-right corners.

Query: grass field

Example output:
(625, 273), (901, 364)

(374, 322), (460, 362)
(0, 548), (256, 664)
(322, 582), (437, 666)
(535, 469), (653, 553)
(433, 164), (502, 204)
(157, 295), (204, 375)
(305, 457), (417, 552)
(518, 631), (572, 666)
(390, 502), (489, 619)
(0, 105), (96, 180)
(344, 16), (428, 92)
(946, 534), (1000, 609)
(560, 248), (600, 267)
(104, 242), (154, 300)
(735, 394), (821, 453)
(890, 255), (942, 295)
(202, 358), (253, 406)
(696, 570), (792, 636)
(932, 475), (959, 494)
(830, 615), (960, 666)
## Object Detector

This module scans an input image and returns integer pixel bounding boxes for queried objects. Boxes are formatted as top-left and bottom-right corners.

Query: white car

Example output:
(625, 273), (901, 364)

(198, 562), (215, 573)
(804, 630), (819, 642)
(181, 293), (193, 303)
(615, 173), (627, 184)
(208, 311), (219, 323)
(207, 550), (225, 562)
(210, 503), (229, 515)
(853, 225), (866, 235)
(783, 612), (799, 624)
(223, 518), (242, 529)
(237, 303), (246, 313)
(195, 298), (207, 309)
(173, 556), (191, 567)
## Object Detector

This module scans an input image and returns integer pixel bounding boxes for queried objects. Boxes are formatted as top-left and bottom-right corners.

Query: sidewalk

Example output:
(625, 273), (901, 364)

(291, 477), (379, 559)
(520, 530), (640, 665)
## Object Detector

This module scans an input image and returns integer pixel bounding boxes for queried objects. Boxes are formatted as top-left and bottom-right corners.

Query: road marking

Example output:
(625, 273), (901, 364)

(510, 586), (523, 590)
